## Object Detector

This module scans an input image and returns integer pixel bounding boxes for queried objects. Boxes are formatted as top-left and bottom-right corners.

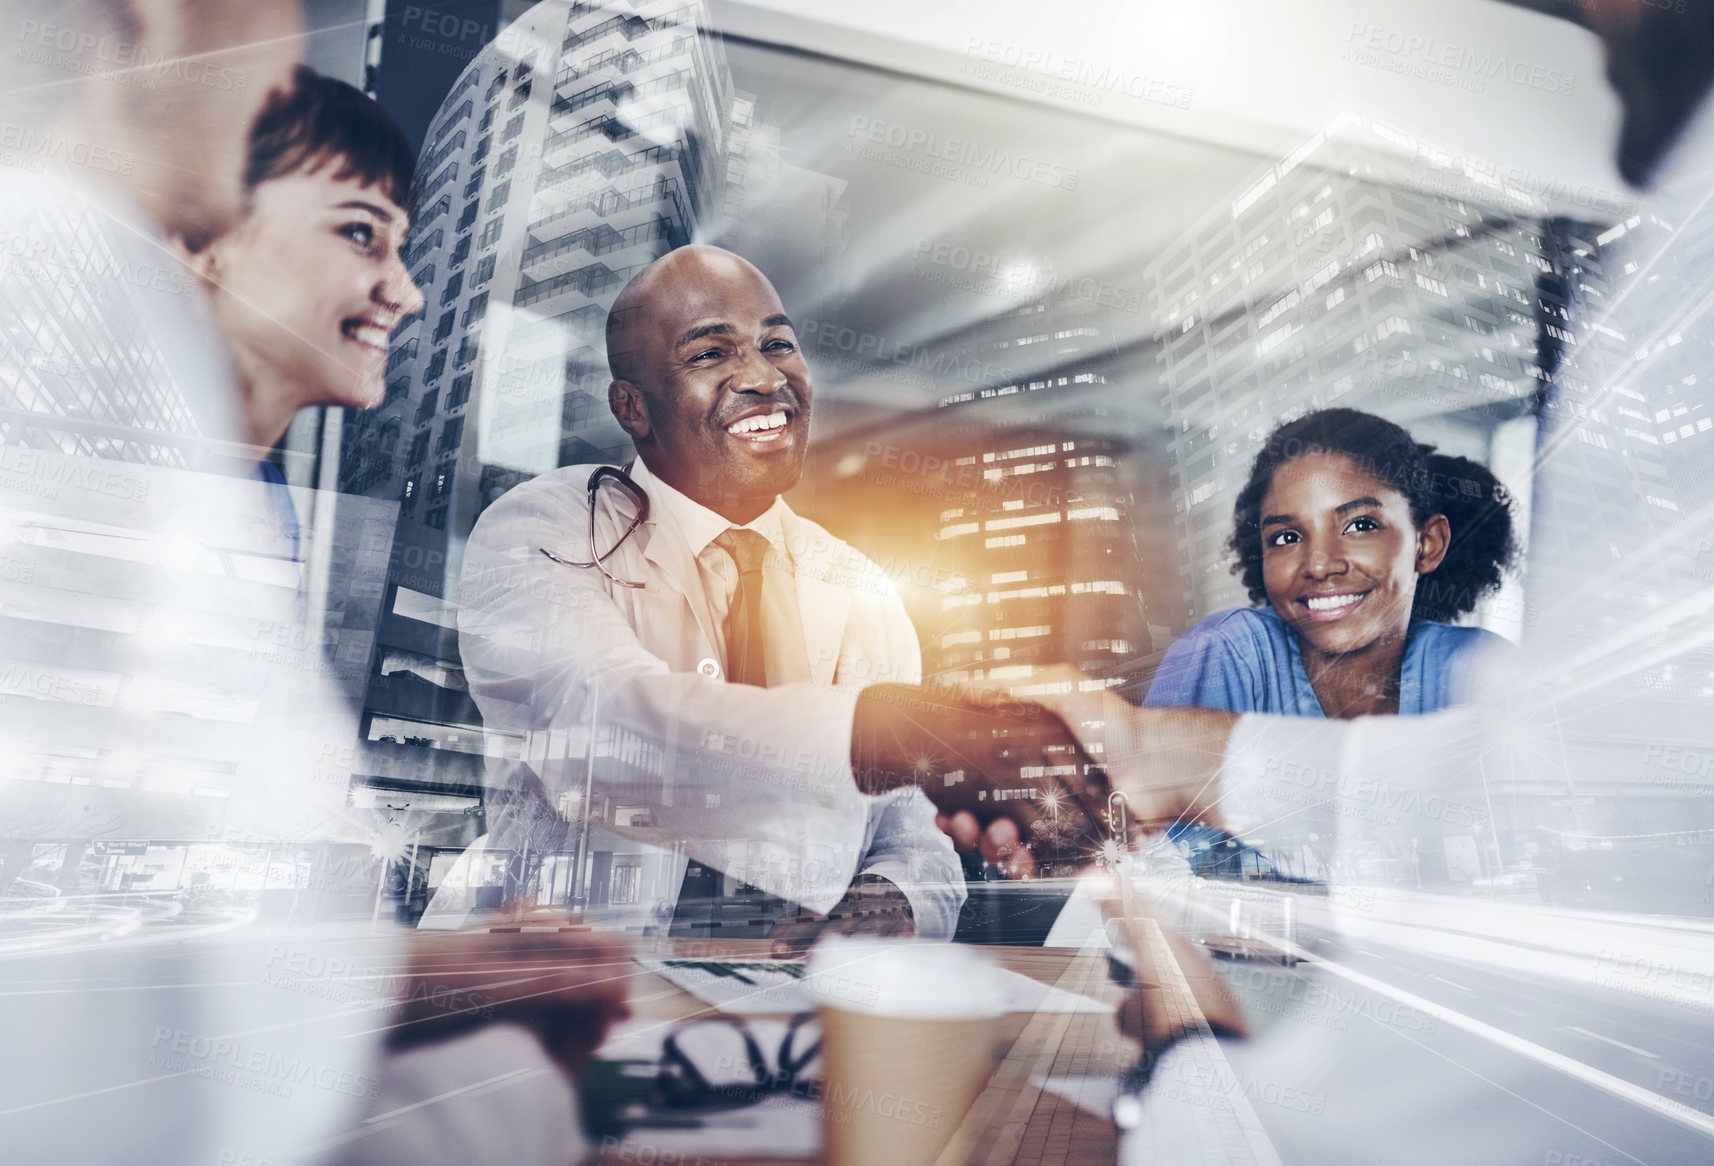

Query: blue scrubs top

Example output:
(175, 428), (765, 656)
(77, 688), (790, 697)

(1146, 606), (1512, 879)
(1145, 605), (1509, 717)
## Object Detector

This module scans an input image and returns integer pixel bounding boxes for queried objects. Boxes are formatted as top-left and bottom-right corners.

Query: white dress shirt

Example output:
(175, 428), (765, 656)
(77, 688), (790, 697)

(628, 456), (794, 662)
(455, 456), (966, 936)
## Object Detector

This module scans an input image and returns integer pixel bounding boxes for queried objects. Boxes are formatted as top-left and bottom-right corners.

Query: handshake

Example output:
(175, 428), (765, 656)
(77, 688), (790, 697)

(847, 665), (1238, 878)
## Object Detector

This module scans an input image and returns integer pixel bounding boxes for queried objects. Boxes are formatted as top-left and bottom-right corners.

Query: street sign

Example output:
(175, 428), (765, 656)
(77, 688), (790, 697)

(92, 841), (150, 856)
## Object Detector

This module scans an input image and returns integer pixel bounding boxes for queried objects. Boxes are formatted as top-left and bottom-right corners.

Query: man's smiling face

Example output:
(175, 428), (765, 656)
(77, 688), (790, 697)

(608, 247), (812, 523)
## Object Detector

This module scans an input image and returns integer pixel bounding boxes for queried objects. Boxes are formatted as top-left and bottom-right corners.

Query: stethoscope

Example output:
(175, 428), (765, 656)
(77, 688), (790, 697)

(539, 463), (650, 589)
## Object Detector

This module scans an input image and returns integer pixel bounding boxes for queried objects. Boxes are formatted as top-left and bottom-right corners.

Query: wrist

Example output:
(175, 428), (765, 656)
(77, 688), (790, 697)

(1116, 707), (1234, 829)
(849, 872), (908, 904)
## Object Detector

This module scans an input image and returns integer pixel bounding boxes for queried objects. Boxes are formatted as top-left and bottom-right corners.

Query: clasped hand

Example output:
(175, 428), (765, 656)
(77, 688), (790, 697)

(850, 667), (1236, 877)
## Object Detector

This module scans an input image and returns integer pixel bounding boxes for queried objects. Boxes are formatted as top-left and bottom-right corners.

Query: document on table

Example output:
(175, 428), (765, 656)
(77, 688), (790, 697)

(637, 956), (1113, 1015)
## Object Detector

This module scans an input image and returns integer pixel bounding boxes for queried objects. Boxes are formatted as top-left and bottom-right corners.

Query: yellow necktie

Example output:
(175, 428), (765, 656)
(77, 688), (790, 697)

(714, 527), (811, 687)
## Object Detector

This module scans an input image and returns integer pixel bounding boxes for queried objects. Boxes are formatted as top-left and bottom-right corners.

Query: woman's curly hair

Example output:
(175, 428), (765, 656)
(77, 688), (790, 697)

(1227, 408), (1518, 623)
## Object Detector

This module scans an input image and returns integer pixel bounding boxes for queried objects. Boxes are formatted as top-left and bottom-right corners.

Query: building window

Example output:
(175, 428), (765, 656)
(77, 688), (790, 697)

(433, 309), (455, 342)
(426, 506), (447, 530)
(450, 236), (471, 268)
(402, 226), (443, 268)
(437, 84), (474, 126)
(461, 167), (486, 200)
(414, 389), (439, 426)
(473, 255), (496, 286)
(457, 199), (479, 231)
(480, 217), (503, 248)
(420, 160), (459, 202)
(385, 335), (419, 375)
(495, 146), (518, 178)
(447, 373), (473, 409)
(503, 113), (524, 142)
(462, 291), (488, 327)
(439, 271), (463, 306)
(419, 194), (451, 227)
(436, 416), (464, 453)
(423, 349), (446, 383)
(486, 180), (511, 211)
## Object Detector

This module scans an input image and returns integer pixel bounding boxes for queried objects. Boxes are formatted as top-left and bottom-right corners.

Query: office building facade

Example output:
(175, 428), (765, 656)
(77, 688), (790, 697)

(1144, 115), (1561, 627)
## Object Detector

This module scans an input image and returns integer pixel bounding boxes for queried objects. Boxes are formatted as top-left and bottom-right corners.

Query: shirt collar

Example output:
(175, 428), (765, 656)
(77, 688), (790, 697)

(629, 456), (791, 558)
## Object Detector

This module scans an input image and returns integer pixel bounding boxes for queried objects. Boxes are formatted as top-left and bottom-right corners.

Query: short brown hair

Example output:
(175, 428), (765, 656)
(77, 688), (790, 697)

(245, 65), (418, 213)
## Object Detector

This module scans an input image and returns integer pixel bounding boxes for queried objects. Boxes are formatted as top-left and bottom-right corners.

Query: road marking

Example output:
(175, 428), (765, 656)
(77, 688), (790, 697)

(1152, 881), (1714, 1142)
(1427, 973), (1473, 992)
(1567, 1026), (1660, 1059)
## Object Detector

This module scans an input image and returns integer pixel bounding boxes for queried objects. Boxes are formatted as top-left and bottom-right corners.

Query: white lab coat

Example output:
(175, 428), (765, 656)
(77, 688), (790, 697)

(455, 461), (966, 935)
(0, 173), (387, 1164)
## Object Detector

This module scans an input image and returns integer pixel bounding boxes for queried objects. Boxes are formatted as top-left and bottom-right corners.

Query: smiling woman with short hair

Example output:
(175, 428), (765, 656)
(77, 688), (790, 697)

(1148, 408), (1519, 720)
(185, 66), (426, 452)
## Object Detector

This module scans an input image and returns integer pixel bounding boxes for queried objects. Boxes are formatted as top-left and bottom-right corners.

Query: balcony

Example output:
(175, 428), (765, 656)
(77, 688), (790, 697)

(521, 215), (670, 278)
(527, 175), (686, 240)
(535, 141), (682, 199)
(503, 302), (606, 364)
(514, 261), (624, 311)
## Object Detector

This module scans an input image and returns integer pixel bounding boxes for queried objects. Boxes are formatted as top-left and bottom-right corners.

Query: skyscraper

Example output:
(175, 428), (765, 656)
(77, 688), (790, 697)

(920, 296), (1155, 699)
(334, 0), (759, 916)
(1143, 113), (1560, 627)
(345, 0), (733, 539)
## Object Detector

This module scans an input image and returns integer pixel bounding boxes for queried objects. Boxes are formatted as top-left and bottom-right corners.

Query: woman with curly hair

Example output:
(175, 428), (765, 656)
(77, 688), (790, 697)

(1147, 408), (1518, 720)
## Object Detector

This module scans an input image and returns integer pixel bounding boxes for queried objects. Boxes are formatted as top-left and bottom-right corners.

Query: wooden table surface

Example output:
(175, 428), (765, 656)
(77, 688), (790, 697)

(592, 937), (1137, 1166)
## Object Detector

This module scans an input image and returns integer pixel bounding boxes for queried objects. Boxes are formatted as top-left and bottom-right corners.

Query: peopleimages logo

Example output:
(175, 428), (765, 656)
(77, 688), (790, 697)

(912, 238), (1147, 314)
(148, 1028), (380, 1100)
(958, 38), (1194, 111)
(1342, 23), (1576, 96)
(15, 19), (249, 91)
(846, 118), (1079, 191)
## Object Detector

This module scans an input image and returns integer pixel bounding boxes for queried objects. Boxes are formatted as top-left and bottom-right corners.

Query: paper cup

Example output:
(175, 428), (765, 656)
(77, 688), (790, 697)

(807, 939), (1005, 1166)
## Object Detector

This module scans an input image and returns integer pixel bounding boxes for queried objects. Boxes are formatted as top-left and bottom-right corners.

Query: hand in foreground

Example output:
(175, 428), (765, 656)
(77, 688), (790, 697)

(850, 683), (1111, 878)
(766, 873), (917, 958)
(1098, 884), (1248, 1053)
(949, 666), (1239, 874)
(390, 929), (632, 1076)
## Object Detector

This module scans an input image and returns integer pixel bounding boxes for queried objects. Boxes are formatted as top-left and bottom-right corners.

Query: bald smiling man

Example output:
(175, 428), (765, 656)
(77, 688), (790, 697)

(456, 245), (984, 949)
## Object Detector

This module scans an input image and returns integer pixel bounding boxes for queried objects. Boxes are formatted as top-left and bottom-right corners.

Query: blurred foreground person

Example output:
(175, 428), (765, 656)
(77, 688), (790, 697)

(0, 7), (625, 1165)
(925, 4), (1714, 1162)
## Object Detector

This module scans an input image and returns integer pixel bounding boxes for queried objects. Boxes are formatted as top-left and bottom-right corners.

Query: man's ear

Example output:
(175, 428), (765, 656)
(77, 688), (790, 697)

(1416, 513), (1451, 575)
(609, 379), (650, 442)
